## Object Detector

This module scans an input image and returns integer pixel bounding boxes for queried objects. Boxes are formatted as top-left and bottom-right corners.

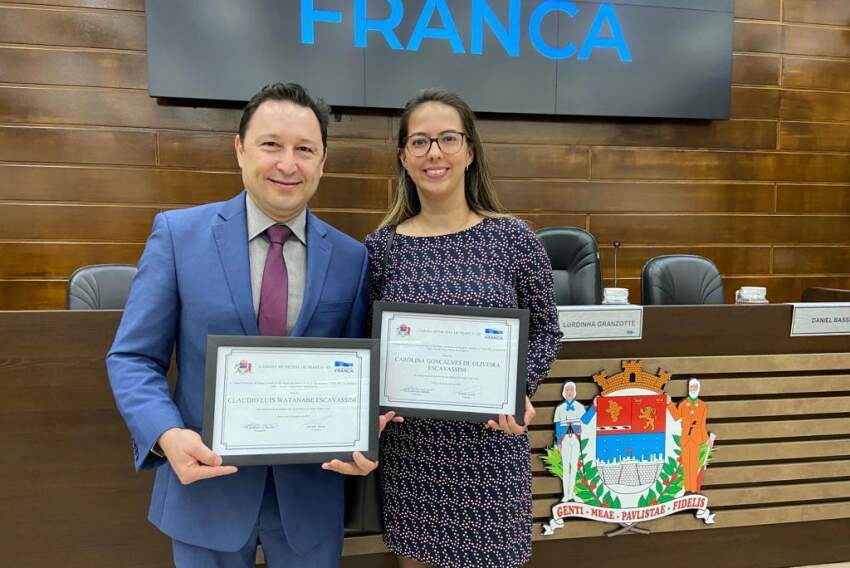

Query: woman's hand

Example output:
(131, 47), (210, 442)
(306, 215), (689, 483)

(379, 410), (404, 435)
(486, 396), (535, 435)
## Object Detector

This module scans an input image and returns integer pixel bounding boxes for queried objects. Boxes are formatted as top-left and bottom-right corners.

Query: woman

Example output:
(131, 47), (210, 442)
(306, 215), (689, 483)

(365, 89), (561, 567)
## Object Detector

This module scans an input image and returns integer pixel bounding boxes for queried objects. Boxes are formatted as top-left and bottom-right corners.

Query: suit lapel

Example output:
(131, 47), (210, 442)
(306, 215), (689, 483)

(292, 211), (331, 337)
(212, 192), (258, 336)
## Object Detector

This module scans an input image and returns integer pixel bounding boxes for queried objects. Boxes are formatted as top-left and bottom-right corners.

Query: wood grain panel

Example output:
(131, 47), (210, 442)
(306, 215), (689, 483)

(8, 0), (144, 9)
(781, 122), (850, 152)
(326, 114), (392, 140)
(0, 242), (143, 279)
(590, 214), (850, 245)
(309, 177), (390, 210)
(783, 57), (850, 92)
(733, 21), (782, 53)
(311, 211), (383, 241)
(591, 148), (850, 182)
(774, 246), (850, 274)
(0, 6), (145, 50)
(486, 145), (588, 179)
(494, 181), (774, 213)
(325, 140), (397, 175)
(730, 86), (780, 119)
(157, 132), (235, 169)
(0, 85), (242, 131)
(784, 0), (850, 26)
(477, 118), (776, 150)
(723, 276), (850, 303)
(777, 185), (850, 214)
(0, 280), (66, 310)
(734, 0), (780, 20)
(0, 203), (156, 241)
(0, 46), (147, 89)
(518, 214), (588, 232)
(781, 90), (850, 122)
(783, 25), (850, 58)
(598, 246), (771, 277)
(0, 126), (155, 166)
(0, 164), (240, 204)
(732, 54), (780, 86)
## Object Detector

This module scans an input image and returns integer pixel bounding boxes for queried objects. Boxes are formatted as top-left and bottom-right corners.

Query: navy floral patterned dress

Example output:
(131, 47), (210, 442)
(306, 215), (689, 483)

(365, 217), (561, 568)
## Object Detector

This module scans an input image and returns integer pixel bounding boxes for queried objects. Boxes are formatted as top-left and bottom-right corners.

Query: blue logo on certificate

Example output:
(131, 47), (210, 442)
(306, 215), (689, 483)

(484, 328), (505, 340)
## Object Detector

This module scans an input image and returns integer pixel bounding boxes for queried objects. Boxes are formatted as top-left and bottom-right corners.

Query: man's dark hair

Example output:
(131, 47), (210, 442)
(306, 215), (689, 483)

(238, 82), (331, 153)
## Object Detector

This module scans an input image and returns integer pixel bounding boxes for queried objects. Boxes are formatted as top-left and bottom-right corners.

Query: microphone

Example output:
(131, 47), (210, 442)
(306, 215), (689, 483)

(612, 240), (622, 287)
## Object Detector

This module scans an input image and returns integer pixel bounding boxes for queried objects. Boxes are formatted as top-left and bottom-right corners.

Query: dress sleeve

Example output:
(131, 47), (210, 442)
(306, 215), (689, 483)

(513, 220), (562, 396)
(364, 229), (388, 336)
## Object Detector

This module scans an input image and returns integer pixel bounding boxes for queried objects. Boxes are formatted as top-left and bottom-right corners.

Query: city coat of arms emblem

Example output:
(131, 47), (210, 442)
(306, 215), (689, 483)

(543, 361), (716, 536)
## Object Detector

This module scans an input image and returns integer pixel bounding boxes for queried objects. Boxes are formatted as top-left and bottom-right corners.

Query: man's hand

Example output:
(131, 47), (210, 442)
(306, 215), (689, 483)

(157, 428), (238, 485)
(321, 411), (403, 476)
(321, 451), (377, 476)
(486, 396), (535, 435)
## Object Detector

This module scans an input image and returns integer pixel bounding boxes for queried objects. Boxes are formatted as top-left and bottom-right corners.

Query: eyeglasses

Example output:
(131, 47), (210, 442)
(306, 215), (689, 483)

(403, 131), (467, 157)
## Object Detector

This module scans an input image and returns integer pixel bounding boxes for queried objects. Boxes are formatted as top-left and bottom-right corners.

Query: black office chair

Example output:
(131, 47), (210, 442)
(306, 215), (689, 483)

(640, 255), (724, 305)
(536, 227), (603, 305)
(66, 264), (137, 309)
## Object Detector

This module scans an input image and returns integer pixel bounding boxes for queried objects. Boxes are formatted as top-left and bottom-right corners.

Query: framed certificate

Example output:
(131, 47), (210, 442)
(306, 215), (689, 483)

(202, 336), (378, 466)
(373, 302), (529, 424)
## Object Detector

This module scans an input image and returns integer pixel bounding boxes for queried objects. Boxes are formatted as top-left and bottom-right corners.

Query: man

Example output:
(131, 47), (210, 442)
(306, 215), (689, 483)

(553, 381), (594, 502)
(107, 83), (381, 567)
(667, 378), (711, 493)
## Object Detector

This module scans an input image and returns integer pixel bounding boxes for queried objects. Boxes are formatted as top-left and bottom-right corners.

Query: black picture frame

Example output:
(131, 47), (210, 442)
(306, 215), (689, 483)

(372, 302), (529, 424)
(203, 335), (379, 466)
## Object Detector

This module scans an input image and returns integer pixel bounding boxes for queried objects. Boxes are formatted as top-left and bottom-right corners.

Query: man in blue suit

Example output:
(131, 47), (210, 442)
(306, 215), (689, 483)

(107, 83), (381, 567)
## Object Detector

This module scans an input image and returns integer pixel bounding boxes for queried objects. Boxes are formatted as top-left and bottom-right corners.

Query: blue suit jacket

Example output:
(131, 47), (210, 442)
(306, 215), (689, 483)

(106, 192), (368, 553)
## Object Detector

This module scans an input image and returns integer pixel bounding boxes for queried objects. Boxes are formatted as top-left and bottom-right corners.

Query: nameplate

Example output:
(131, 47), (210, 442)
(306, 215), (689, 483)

(790, 303), (850, 337)
(557, 305), (643, 342)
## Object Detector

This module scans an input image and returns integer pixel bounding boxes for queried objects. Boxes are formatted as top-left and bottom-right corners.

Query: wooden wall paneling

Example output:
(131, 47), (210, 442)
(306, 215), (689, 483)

(783, 0), (850, 27)
(485, 145), (588, 179)
(776, 185), (850, 213)
(773, 246), (850, 274)
(0, 5), (145, 50)
(311, 211), (385, 241)
(477, 118), (776, 150)
(733, 21), (782, 53)
(517, 214), (588, 232)
(734, 0), (781, 21)
(783, 25), (850, 58)
(494, 181), (774, 213)
(0, 280), (67, 310)
(0, 164), (242, 205)
(0, 242), (144, 279)
(781, 90), (850, 122)
(0, 85), (242, 131)
(6, 0), (145, 10)
(732, 54), (780, 86)
(324, 140), (397, 175)
(0, 203), (158, 241)
(156, 131), (235, 170)
(597, 245), (772, 277)
(590, 214), (850, 245)
(782, 57), (850, 92)
(0, 46), (148, 90)
(308, 176), (391, 210)
(730, 86), (780, 119)
(0, 125), (156, 166)
(780, 122), (850, 152)
(591, 148), (850, 182)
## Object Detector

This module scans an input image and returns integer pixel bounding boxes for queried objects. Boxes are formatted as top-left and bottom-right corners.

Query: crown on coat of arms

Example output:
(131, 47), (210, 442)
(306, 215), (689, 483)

(592, 360), (671, 395)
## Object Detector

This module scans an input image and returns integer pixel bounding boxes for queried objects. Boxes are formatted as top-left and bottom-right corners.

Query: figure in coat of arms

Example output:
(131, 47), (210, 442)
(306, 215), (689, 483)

(543, 361), (717, 536)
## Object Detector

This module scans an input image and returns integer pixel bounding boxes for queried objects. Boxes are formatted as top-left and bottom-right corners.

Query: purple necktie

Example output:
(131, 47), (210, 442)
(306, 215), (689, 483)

(258, 224), (291, 336)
